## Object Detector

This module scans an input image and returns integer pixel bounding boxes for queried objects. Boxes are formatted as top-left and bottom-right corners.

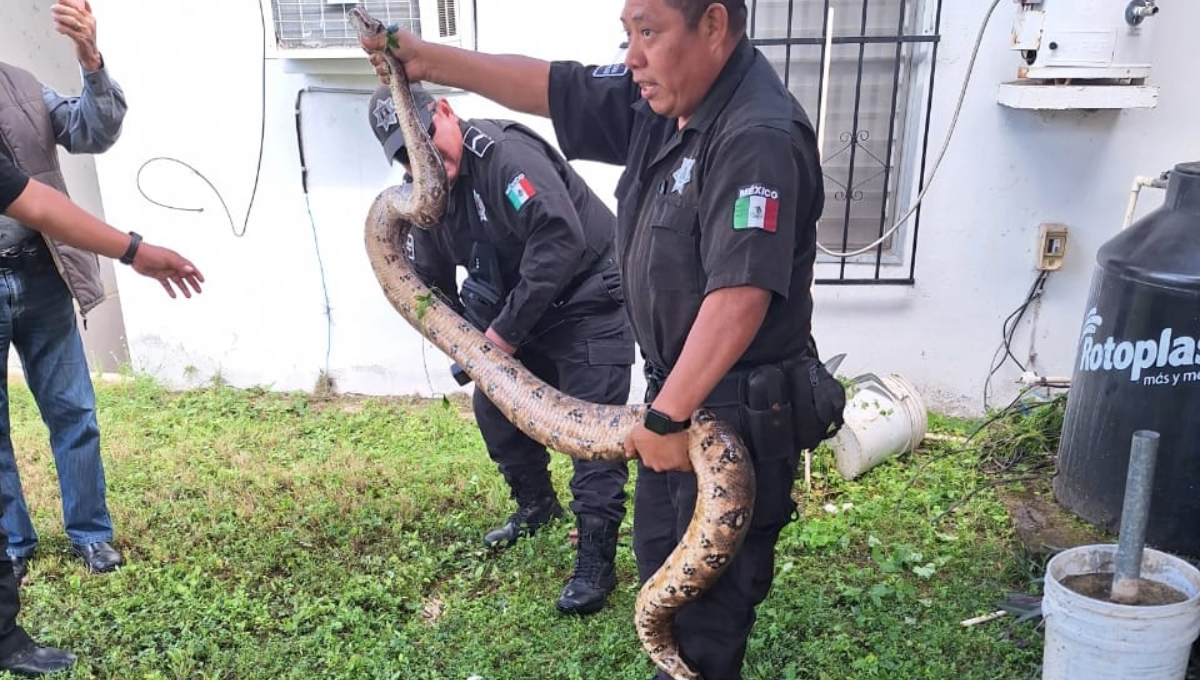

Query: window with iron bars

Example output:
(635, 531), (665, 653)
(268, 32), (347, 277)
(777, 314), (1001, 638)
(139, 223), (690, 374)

(748, 0), (942, 285)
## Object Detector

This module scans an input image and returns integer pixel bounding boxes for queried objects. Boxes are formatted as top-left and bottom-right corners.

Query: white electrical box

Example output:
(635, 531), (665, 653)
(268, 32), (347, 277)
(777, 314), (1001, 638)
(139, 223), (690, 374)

(1011, 0), (1158, 80)
(998, 0), (1161, 110)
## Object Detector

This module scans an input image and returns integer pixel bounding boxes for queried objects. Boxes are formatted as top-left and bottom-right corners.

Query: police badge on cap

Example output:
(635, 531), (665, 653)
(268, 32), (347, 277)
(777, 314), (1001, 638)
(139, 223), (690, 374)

(367, 84), (437, 164)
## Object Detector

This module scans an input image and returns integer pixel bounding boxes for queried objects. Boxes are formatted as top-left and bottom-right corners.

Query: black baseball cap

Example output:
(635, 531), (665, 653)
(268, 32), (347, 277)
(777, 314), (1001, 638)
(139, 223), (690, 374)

(368, 83), (436, 164)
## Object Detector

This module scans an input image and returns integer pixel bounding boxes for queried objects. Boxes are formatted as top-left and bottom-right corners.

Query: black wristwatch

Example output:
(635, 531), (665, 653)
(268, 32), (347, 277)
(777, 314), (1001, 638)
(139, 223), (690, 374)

(120, 231), (142, 266)
(644, 407), (691, 435)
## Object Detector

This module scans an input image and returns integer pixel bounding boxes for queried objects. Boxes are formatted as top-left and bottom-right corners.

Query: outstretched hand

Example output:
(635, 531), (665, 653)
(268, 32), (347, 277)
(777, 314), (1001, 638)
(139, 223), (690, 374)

(131, 244), (205, 299)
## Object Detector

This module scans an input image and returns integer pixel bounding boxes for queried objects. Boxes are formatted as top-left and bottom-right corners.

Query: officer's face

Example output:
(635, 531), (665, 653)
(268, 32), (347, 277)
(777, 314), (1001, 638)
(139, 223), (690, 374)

(621, 0), (730, 124)
(428, 104), (464, 185)
(400, 100), (464, 186)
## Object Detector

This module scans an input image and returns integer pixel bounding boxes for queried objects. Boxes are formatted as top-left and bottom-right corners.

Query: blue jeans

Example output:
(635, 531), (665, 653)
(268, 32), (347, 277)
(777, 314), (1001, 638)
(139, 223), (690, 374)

(0, 248), (113, 557)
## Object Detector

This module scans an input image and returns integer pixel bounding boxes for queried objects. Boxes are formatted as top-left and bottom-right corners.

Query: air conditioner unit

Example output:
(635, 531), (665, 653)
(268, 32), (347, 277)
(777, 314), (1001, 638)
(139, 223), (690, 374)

(265, 0), (475, 62)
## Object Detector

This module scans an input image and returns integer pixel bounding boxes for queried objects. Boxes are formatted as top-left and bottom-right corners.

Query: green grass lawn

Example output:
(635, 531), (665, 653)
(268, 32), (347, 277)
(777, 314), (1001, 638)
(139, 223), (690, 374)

(2, 375), (1050, 680)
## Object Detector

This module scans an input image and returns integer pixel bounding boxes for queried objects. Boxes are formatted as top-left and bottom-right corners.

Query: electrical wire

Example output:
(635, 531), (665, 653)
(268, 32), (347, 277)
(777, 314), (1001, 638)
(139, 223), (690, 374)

(135, 1), (267, 239)
(135, 0), (337, 384)
(293, 86), (375, 386)
(893, 386), (1061, 512)
(983, 270), (1050, 410)
(818, 0), (1003, 259)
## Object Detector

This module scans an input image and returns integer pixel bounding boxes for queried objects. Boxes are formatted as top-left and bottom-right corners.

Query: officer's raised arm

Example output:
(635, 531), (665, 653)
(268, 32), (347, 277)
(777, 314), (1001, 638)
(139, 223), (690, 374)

(360, 25), (552, 118)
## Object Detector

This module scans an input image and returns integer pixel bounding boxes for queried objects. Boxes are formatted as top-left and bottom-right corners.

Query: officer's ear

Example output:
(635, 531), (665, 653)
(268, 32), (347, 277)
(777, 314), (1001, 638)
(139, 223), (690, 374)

(435, 98), (456, 122)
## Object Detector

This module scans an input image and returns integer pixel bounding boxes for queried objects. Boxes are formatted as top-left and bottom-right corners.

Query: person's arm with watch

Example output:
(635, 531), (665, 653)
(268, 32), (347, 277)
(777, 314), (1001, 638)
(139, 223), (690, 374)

(4, 173), (205, 299)
(624, 285), (773, 472)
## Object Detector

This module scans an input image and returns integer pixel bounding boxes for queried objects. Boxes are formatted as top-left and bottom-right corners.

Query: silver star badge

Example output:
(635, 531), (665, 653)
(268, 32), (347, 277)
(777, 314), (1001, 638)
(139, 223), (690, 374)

(672, 157), (695, 194)
(473, 189), (488, 223)
(373, 97), (397, 131)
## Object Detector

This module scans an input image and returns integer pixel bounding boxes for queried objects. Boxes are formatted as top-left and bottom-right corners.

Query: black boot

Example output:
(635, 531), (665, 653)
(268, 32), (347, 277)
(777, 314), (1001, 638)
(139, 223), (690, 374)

(556, 514), (619, 615)
(0, 642), (75, 676)
(483, 490), (564, 549)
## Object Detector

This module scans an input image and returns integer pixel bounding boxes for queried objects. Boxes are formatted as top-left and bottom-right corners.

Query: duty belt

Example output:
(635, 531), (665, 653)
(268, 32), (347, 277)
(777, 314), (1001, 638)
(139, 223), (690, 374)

(643, 359), (748, 407)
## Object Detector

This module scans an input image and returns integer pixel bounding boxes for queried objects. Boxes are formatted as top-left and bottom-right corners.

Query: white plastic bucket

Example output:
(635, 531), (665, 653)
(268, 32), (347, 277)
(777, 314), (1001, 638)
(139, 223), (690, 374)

(1041, 544), (1200, 680)
(828, 373), (927, 480)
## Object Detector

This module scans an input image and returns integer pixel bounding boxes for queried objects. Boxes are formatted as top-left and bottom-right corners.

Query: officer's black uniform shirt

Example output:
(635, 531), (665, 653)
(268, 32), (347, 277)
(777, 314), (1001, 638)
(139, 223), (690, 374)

(0, 153), (29, 214)
(407, 119), (621, 348)
(546, 36), (824, 370)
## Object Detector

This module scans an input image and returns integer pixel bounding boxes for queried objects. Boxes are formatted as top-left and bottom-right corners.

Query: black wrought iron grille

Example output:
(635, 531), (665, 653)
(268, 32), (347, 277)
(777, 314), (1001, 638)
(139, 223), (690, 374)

(747, 0), (943, 285)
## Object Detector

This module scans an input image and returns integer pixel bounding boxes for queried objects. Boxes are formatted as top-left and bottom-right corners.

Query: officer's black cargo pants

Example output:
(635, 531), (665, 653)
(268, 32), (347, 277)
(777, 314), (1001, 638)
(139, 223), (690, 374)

(472, 318), (633, 525)
(636, 366), (802, 680)
(0, 528), (31, 660)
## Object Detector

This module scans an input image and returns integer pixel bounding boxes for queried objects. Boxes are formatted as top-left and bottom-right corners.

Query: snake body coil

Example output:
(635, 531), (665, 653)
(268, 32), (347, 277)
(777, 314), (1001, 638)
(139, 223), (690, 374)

(349, 8), (756, 679)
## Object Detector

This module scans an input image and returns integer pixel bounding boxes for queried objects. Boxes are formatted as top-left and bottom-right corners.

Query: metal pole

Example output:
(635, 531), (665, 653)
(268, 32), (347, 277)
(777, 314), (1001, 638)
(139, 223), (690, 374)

(1111, 429), (1160, 604)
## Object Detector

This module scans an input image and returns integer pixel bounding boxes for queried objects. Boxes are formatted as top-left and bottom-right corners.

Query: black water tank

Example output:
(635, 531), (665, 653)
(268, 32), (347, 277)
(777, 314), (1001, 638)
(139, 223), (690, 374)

(1056, 161), (1200, 557)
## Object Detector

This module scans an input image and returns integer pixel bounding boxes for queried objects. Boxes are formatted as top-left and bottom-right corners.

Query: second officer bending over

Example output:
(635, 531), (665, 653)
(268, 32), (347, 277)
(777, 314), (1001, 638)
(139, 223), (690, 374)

(367, 84), (634, 616)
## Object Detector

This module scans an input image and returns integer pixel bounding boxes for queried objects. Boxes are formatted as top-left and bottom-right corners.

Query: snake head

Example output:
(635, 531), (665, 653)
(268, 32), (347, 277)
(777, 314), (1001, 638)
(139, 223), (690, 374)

(347, 6), (385, 39)
(349, 6), (402, 51)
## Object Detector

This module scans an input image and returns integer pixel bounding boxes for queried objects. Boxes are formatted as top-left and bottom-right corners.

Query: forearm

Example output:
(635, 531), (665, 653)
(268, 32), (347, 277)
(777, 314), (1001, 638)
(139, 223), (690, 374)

(652, 286), (772, 419)
(6, 179), (131, 258)
(44, 68), (127, 153)
(421, 43), (551, 117)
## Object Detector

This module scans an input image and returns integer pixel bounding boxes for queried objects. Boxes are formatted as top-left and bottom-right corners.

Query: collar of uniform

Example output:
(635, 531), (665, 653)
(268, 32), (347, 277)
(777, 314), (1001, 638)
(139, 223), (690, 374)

(630, 34), (756, 134)
(456, 119), (474, 178)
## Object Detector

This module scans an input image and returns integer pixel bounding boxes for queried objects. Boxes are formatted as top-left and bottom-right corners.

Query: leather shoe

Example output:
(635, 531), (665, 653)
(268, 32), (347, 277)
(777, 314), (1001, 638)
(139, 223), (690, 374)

(71, 541), (123, 573)
(10, 556), (27, 584)
(0, 642), (75, 676)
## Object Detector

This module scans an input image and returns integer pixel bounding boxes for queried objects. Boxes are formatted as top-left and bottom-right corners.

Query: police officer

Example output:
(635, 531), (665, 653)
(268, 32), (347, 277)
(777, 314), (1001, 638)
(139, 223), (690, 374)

(360, 1), (847, 676)
(367, 84), (635, 616)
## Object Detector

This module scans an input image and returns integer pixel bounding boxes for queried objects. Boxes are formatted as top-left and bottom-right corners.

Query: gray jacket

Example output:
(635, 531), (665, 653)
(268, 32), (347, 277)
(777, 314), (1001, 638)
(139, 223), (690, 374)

(0, 60), (128, 319)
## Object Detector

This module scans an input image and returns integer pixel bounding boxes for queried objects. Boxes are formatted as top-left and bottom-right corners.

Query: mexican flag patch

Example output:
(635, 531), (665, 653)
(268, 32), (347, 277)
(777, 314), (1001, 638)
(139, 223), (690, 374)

(733, 183), (780, 233)
(505, 173), (537, 211)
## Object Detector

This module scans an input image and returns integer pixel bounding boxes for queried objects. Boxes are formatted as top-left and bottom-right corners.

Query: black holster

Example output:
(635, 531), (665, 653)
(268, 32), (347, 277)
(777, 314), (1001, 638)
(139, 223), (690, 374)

(783, 356), (847, 451)
(460, 274), (504, 332)
(740, 364), (796, 462)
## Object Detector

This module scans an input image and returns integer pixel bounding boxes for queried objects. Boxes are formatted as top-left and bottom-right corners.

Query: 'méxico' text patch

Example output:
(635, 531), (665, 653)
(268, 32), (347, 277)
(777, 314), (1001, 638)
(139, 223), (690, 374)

(732, 184), (779, 233)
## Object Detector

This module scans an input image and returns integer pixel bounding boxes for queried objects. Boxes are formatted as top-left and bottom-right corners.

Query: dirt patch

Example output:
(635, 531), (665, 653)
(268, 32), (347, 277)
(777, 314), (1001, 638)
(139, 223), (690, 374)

(997, 477), (1112, 557)
(1060, 572), (1189, 606)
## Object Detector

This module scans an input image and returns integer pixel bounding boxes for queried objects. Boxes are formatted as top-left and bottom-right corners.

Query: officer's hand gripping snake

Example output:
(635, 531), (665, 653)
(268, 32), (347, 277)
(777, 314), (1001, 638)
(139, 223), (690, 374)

(349, 8), (756, 679)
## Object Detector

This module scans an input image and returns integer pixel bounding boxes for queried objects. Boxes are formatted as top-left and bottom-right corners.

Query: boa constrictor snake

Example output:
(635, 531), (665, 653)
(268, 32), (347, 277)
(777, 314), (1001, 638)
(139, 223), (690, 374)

(349, 7), (756, 679)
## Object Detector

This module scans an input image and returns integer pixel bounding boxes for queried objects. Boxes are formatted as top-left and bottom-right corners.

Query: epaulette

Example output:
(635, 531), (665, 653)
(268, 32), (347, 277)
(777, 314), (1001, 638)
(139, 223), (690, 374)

(463, 125), (495, 159)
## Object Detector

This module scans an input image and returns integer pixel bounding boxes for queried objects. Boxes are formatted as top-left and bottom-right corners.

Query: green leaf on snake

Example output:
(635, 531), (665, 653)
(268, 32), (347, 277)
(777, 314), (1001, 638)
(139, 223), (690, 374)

(415, 292), (433, 321)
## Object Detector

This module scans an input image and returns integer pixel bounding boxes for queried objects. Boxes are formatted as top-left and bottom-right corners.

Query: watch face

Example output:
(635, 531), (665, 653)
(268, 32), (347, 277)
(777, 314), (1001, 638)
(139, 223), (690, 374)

(644, 409), (667, 434)
(645, 408), (687, 434)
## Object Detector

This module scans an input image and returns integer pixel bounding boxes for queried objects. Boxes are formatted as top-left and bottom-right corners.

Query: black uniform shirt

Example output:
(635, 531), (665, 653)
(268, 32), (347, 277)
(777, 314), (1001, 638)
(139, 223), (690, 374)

(0, 153), (29, 213)
(547, 36), (824, 370)
(407, 119), (622, 348)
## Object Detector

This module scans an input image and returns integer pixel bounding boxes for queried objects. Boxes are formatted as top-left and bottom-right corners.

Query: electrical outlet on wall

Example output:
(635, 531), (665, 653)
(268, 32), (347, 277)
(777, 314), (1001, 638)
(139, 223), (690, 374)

(1036, 223), (1069, 271)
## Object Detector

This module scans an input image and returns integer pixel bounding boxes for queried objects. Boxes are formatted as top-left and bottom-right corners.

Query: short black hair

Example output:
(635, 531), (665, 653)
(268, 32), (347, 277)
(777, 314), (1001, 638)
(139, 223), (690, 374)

(665, 0), (748, 35)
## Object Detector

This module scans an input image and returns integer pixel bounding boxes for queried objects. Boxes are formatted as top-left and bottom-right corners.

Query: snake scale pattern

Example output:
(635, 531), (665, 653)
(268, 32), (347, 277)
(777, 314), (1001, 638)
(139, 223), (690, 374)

(349, 7), (757, 679)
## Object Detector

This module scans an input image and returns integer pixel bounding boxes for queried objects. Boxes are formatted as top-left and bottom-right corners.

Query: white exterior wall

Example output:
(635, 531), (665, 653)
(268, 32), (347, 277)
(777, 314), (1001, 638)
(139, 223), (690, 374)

(6, 1), (1198, 415)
